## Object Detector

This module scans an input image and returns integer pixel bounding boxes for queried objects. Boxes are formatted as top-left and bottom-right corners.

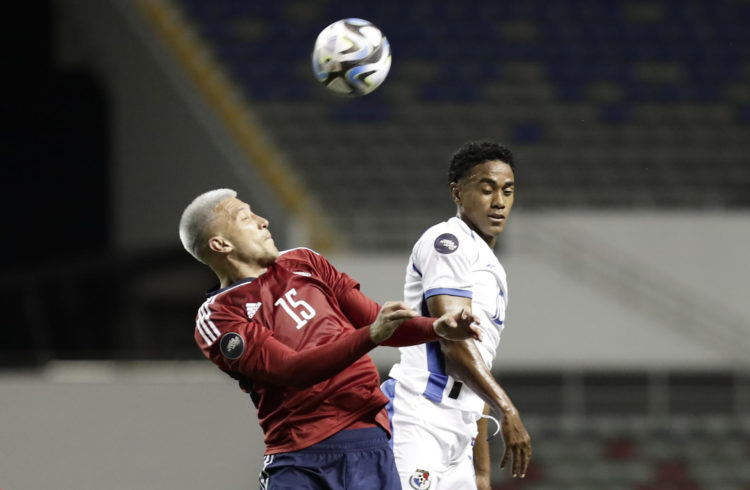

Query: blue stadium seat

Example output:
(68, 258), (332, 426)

(173, 0), (750, 245)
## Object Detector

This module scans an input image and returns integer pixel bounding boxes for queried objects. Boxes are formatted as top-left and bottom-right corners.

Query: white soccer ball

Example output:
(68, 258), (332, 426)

(311, 18), (391, 96)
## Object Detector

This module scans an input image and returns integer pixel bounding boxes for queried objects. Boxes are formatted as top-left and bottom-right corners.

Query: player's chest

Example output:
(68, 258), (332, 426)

(252, 275), (345, 346)
(470, 257), (508, 308)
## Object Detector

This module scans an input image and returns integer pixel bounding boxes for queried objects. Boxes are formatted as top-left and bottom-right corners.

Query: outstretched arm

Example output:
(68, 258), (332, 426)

(336, 287), (481, 345)
(426, 295), (532, 479)
(207, 302), (417, 389)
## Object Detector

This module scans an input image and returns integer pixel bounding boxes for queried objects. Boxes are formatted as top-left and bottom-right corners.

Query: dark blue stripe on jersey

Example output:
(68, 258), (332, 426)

(422, 296), (448, 403)
(423, 342), (449, 402)
(493, 291), (505, 325)
(420, 294), (448, 402)
(381, 379), (397, 450)
(206, 277), (256, 297)
(425, 287), (473, 299)
(412, 263), (422, 277)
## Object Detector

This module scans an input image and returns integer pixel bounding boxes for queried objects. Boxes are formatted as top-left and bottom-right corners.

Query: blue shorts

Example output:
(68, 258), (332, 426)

(259, 427), (402, 490)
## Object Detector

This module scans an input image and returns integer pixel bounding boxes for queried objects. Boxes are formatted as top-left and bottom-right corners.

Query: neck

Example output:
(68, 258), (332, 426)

(214, 258), (270, 288)
(457, 215), (497, 248)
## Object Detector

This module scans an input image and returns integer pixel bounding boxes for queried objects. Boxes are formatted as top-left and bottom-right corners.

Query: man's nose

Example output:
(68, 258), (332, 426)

(493, 192), (505, 208)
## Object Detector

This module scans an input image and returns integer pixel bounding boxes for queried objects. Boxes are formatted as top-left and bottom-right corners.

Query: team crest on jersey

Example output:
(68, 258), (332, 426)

(219, 332), (245, 360)
(409, 469), (432, 489)
(245, 302), (261, 319)
(434, 233), (458, 254)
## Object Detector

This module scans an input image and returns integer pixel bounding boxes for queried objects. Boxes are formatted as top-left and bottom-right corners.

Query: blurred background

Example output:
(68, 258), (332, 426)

(1, 0), (749, 489)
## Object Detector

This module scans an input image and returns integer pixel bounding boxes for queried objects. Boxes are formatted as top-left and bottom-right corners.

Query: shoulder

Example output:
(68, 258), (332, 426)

(200, 284), (252, 321)
(275, 247), (319, 273)
(414, 220), (456, 251)
(413, 219), (477, 258)
(194, 285), (270, 351)
(194, 294), (241, 349)
(276, 247), (340, 281)
(279, 246), (320, 258)
(277, 247), (320, 264)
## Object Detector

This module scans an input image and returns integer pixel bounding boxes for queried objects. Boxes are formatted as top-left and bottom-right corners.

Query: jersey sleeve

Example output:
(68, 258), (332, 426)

(337, 287), (439, 346)
(195, 299), (376, 389)
(413, 226), (475, 300)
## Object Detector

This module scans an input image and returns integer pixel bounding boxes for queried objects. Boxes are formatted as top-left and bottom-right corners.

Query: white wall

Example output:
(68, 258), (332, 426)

(0, 365), (265, 490)
(329, 211), (750, 370)
(56, 0), (290, 252)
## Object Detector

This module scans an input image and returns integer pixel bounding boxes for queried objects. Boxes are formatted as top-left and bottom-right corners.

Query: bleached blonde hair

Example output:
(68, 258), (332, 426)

(178, 188), (237, 263)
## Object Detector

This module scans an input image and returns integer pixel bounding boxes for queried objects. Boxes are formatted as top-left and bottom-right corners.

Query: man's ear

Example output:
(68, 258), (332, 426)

(450, 182), (461, 205)
(208, 236), (232, 254)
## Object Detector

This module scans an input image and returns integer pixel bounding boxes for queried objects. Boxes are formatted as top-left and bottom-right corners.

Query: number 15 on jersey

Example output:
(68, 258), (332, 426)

(274, 288), (317, 329)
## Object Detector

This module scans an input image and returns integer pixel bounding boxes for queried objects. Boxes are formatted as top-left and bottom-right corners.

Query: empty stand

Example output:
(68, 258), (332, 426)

(492, 414), (750, 490)
(176, 0), (750, 250)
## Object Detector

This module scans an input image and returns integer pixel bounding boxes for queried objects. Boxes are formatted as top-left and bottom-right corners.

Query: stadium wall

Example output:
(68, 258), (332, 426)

(331, 211), (750, 370)
(55, 0), (291, 252)
(0, 365), (266, 490)
(53, 0), (749, 370)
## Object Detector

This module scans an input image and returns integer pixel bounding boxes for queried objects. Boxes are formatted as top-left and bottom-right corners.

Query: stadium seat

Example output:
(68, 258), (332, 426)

(175, 0), (750, 249)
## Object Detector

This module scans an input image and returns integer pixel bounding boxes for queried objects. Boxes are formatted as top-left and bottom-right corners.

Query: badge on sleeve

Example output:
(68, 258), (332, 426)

(220, 332), (245, 360)
(434, 233), (459, 254)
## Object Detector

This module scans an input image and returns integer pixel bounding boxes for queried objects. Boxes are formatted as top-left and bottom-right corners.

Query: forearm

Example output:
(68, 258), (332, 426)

(439, 338), (518, 417)
(474, 404), (491, 488)
(380, 316), (438, 346)
(237, 327), (376, 388)
(337, 287), (439, 346)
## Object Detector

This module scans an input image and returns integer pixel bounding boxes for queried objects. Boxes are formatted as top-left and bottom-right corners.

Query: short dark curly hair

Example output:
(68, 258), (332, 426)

(448, 141), (515, 184)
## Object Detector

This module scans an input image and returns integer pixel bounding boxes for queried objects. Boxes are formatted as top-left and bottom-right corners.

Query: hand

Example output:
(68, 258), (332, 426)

(433, 308), (482, 341)
(369, 301), (418, 344)
(499, 409), (532, 478)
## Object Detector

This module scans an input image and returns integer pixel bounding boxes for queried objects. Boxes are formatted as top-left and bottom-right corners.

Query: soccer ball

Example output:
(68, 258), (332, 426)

(311, 18), (391, 96)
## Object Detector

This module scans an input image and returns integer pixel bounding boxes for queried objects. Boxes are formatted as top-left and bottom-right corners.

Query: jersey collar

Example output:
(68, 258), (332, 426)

(205, 277), (257, 298)
(449, 216), (476, 240)
(449, 216), (497, 252)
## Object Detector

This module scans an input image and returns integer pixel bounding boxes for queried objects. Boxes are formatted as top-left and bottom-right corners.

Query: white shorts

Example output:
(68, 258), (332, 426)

(382, 379), (480, 490)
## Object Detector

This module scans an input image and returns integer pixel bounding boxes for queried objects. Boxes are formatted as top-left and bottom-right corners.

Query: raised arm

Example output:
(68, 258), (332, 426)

(426, 294), (531, 479)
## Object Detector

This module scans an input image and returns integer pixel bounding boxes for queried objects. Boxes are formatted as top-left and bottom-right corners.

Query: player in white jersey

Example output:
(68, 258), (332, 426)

(383, 141), (531, 490)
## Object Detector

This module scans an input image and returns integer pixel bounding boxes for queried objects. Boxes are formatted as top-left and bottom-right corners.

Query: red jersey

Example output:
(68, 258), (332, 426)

(195, 248), (413, 454)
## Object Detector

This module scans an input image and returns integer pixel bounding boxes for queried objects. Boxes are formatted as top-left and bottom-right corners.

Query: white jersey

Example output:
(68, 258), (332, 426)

(389, 216), (508, 415)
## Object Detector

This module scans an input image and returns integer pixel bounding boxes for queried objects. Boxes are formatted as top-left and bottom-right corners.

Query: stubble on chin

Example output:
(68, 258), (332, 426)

(259, 250), (279, 267)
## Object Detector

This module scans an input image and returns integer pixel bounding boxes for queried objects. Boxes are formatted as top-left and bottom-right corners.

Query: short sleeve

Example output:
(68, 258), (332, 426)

(413, 227), (475, 300)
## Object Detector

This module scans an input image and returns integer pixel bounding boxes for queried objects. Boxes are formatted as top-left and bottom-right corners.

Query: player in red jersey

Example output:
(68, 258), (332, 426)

(179, 188), (482, 490)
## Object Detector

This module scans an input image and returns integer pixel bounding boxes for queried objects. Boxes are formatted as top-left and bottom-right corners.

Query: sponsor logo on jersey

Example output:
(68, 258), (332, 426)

(409, 469), (432, 489)
(245, 302), (262, 319)
(434, 233), (458, 254)
(220, 332), (245, 360)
